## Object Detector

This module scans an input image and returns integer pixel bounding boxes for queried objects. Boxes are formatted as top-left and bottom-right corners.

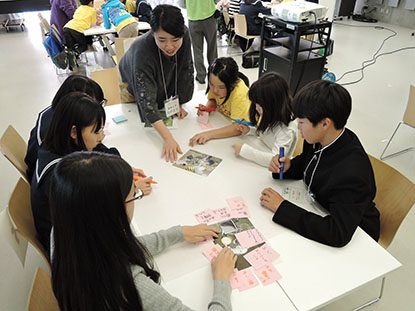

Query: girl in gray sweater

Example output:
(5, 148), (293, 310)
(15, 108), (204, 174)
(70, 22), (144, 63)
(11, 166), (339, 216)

(50, 151), (236, 311)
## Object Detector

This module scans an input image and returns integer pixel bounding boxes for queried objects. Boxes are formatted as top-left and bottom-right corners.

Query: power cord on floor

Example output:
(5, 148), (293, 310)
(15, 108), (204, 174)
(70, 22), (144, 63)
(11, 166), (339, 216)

(333, 23), (415, 86)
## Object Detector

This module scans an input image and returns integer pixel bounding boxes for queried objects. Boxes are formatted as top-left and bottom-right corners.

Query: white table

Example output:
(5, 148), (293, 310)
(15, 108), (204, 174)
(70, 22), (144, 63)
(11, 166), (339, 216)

(103, 102), (401, 311)
(84, 22), (151, 55)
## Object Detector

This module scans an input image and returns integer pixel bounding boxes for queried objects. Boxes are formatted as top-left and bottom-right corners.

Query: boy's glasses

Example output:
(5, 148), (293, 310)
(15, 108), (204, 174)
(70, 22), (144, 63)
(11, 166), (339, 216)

(125, 183), (143, 203)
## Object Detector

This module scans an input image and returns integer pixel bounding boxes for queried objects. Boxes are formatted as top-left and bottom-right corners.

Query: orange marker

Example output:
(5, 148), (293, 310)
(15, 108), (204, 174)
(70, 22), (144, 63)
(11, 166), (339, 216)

(133, 176), (158, 184)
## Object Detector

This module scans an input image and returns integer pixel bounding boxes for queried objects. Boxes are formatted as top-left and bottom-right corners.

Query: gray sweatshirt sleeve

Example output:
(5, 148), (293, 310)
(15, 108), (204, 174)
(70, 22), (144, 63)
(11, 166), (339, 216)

(137, 226), (184, 256)
(177, 30), (194, 105)
(133, 268), (232, 311)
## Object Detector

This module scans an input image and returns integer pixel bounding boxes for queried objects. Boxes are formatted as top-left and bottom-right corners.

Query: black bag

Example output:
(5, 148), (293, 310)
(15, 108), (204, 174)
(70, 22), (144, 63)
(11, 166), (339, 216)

(242, 51), (260, 69)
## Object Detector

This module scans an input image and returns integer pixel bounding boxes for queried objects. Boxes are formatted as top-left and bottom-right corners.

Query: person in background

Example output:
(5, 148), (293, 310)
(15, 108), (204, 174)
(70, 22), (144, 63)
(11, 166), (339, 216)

(119, 5), (194, 163)
(185, 0), (218, 85)
(261, 80), (380, 247)
(135, 0), (153, 23)
(63, 0), (103, 54)
(233, 72), (298, 168)
(50, 151), (236, 311)
(101, 0), (139, 38)
(189, 57), (251, 146)
(50, 0), (78, 37)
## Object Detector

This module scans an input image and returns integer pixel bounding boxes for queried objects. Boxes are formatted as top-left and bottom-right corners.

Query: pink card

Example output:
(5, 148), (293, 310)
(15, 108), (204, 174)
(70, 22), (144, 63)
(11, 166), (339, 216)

(254, 264), (282, 286)
(198, 111), (209, 125)
(229, 269), (247, 290)
(199, 122), (214, 129)
(226, 196), (251, 218)
(212, 207), (232, 222)
(202, 244), (223, 262)
(195, 209), (216, 224)
(226, 196), (248, 209)
(238, 268), (259, 291)
(235, 229), (265, 249)
(259, 244), (280, 262)
(243, 248), (269, 269)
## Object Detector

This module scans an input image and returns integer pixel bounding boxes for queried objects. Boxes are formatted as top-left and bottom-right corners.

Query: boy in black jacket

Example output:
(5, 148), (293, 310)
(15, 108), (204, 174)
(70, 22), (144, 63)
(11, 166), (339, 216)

(261, 80), (380, 247)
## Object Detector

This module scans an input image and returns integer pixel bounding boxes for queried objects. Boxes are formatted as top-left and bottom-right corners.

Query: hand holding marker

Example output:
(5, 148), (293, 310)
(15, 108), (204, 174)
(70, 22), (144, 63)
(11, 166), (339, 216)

(133, 176), (158, 184)
(279, 147), (284, 180)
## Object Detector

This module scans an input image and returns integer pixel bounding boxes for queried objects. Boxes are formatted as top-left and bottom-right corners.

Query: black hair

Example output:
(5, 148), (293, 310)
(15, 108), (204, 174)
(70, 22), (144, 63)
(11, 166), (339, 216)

(207, 57), (250, 105)
(150, 5), (185, 38)
(293, 80), (351, 130)
(43, 92), (105, 156)
(51, 75), (104, 110)
(80, 0), (93, 5)
(50, 151), (160, 311)
(249, 72), (294, 133)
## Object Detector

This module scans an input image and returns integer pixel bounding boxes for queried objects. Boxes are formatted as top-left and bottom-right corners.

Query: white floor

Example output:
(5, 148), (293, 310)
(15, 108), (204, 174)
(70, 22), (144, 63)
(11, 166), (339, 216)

(0, 11), (414, 310)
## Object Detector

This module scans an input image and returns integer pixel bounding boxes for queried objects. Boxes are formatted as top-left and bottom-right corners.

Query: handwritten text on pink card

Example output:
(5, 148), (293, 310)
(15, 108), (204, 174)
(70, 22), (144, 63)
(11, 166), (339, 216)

(238, 268), (259, 291)
(212, 207), (232, 222)
(202, 245), (223, 262)
(235, 229), (265, 248)
(195, 209), (216, 224)
(254, 264), (282, 286)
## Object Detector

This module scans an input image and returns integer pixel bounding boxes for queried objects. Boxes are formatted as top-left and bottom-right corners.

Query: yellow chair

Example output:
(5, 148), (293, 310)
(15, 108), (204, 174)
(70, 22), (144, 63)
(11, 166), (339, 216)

(368, 155), (415, 249)
(292, 136), (304, 157)
(27, 267), (59, 311)
(0, 125), (29, 182)
(380, 85), (415, 160)
(8, 178), (51, 271)
(234, 13), (260, 51)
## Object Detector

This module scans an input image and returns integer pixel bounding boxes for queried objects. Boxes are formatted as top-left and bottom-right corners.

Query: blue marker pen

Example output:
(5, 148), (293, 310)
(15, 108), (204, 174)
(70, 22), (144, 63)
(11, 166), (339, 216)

(279, 147), (284, 180)
(231, 118), (254, 127)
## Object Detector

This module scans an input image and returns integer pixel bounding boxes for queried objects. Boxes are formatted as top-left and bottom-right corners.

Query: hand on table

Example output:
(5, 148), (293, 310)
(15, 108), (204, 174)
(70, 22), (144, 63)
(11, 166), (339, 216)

(236, 123), (249, 134)
(132, 167), (147, 178)
(175, 106), (188, 119)
(135, 177), (153, 195)
(269, 154), (291, 173)
(260, 187), (285, 213)
(162, 137), (183, 163)
(189, 132), (212, 146)
(182, 224), (220, 243)
(233, 143), (243, 156)
(211, 247), (237, 281)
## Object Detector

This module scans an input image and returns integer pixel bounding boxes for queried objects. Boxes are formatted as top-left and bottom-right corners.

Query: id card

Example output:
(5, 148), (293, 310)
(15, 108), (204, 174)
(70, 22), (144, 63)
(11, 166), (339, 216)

(164, 95), (180, 118)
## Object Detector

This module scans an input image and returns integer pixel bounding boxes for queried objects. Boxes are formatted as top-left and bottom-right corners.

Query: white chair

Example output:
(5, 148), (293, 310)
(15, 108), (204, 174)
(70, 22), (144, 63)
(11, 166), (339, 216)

(234, 13), (260, 51)
(380, 85), (415, 160)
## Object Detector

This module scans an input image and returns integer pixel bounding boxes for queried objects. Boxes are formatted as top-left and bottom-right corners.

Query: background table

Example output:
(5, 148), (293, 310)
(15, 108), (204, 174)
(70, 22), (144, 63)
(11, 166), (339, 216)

(104, 102), (401, 311)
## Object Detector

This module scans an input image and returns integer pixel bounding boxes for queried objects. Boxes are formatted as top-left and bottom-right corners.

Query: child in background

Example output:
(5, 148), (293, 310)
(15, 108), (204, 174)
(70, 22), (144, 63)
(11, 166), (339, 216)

(31, 92), (152, 250)
(233, 72), (298, 167)
(50, 152), (235, 311)
(25, 75), (105, 182)
(63, 0), (103, 53)
(101, 0), (139, 38)
(189, 57), (251, 146)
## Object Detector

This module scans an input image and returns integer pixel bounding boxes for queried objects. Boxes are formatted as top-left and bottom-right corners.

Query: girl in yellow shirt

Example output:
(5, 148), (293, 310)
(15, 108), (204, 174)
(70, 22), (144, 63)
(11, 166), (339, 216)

(189, 57), (251, 146)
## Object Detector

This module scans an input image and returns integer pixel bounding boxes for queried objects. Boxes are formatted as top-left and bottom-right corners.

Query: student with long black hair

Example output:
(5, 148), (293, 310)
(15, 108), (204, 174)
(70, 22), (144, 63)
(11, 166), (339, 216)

(233, 72), (298, 167)
(25, 74), (105, 182)
(189, 57), (251, 146)
(31, 92), (152, 250)
(50, 151), (236, 311)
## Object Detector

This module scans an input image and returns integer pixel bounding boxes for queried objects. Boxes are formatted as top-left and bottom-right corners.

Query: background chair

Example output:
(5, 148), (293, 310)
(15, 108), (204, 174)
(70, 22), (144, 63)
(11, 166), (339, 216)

(113, 36), (139, 64)
(368, 155), (415, 249)
(27, 267), (59, 311)
(380, 84), (415, 160)
(0, 125), (29, 182)
(8, 178), (51, 271)
(292, 136), (304, 158)
(234, 13), (259, 52)
(90, 67), (121, 106)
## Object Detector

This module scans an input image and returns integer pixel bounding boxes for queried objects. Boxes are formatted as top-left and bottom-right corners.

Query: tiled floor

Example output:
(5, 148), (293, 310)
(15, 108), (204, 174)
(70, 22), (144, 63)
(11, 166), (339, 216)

(0, 11), (414, 310)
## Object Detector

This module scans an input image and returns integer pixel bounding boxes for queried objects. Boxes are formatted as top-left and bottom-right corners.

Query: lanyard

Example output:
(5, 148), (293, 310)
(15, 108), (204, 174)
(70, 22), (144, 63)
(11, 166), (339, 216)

(303, 128), (345, 200)
(157, 48), (178, 100)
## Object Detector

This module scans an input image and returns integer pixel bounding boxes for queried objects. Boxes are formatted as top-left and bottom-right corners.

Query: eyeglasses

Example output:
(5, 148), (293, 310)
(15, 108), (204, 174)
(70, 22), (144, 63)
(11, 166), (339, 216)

(125, 183), (143, 203)
(100, 98), (108, 107)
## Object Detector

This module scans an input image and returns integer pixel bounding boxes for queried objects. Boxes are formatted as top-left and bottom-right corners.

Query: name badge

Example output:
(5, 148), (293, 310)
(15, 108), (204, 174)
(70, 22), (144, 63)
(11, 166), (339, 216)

(164, 96), (180, 118)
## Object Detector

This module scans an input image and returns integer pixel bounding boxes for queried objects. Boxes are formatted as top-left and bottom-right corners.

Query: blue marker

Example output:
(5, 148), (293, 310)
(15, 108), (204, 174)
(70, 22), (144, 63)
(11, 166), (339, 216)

(279, 147), (284, 180)
(232, 118), (254, 126)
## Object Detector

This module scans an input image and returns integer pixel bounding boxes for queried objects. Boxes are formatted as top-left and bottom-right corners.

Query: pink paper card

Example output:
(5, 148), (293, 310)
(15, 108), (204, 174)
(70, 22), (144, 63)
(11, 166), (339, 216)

(229, 269), (247, 290)
(202, 244), (223, 262)
(212, 207), (232, 222)
(226, 196), (251, 218)
(199, 122), (213, 129)
(226, 196), (248, 209)
(198, 111), (209, 125)
(238, 268), (259, 291)
(259, 244), (280, 262)
(195, 209), (216, 224)
(243, 248), (269, 269)
(235, 229), (265, 249)
(254, 264), (282, 286)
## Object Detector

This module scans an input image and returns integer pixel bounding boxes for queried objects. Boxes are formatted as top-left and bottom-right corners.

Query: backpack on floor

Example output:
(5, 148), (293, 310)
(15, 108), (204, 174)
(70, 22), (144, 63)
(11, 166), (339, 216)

(43, 24), (70, 69)
(242, 51), (260, 69)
